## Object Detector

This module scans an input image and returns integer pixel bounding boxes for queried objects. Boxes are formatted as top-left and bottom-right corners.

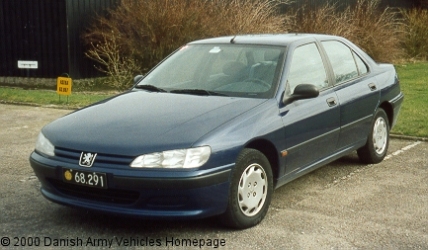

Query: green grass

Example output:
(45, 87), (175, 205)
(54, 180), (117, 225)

(0, 87), (113, 109)
(392, 62), (428, 138)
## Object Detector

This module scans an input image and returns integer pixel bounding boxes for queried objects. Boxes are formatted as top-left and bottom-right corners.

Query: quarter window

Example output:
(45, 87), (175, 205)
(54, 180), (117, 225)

(354, 51), (368, 75)
(322, 41), (359, 85)
(287, 43), (328, 94)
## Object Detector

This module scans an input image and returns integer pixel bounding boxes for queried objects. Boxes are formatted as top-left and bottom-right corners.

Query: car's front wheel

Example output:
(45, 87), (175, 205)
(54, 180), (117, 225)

(358, 108), (390, 164)
(221, 148), (273, 229)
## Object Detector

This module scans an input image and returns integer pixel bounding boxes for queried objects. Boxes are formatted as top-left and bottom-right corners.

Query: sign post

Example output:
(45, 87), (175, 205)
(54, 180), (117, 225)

(17, 60), (38, 77)
(57, 76), (72, 103)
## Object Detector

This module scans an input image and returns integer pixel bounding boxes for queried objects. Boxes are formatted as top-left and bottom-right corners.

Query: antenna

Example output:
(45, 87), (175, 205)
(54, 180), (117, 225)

(230, 36), (236, 44)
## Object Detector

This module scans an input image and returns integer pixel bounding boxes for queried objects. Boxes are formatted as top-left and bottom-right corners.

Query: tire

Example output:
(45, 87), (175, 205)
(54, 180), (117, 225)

(221, 148), (273, 229)
(357, 108), (390, 164)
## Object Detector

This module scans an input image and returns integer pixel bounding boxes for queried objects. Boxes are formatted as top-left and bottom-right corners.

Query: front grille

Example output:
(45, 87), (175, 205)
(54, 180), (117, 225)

(54, 147), (134, 167)
(48, 179), (139, 205)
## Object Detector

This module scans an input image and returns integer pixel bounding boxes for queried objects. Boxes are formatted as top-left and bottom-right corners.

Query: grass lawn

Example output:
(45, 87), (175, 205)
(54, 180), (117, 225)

(392, 62), (428, 138)
(0, 87), (113, 109)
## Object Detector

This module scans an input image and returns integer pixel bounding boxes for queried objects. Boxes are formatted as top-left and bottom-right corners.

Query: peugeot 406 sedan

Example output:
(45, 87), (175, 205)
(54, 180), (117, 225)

(30, 34), (403, 229)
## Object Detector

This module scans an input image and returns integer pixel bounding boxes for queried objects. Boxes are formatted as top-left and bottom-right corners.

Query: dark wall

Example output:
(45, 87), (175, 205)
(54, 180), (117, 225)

(0, 0), (68, 77)
(0, 0), (117, 78)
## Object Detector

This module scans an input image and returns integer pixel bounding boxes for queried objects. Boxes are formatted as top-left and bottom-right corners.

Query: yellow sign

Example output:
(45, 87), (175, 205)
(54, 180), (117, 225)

(57, 77), (72, 96)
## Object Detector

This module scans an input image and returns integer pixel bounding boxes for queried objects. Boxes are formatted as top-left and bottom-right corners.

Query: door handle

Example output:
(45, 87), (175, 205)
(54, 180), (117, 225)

(326, 97), (337, 107)
(368, 83), (377, 91)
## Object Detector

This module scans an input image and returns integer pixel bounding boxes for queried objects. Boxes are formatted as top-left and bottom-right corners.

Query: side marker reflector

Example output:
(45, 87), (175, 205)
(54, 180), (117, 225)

(281, 150), (288, 157)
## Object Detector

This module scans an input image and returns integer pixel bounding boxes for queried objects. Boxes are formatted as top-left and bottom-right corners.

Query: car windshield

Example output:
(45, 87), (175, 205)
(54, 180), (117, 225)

(137, 44), (285, 98)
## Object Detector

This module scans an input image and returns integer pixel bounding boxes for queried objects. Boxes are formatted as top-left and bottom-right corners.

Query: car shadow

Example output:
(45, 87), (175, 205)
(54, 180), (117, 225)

(52, 206), (229, 234)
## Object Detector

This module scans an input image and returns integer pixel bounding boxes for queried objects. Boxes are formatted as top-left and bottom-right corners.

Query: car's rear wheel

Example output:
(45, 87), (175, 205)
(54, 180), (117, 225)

(358, 108), (390, 164)
(221, 148), (273, 229)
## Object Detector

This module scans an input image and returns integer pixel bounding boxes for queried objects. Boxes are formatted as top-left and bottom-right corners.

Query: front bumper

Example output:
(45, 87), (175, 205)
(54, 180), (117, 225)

(30, 152), (232, 219)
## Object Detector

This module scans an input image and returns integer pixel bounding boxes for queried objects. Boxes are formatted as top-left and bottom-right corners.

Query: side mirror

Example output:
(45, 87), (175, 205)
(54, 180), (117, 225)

(133, 75), (144, 84)
(282, 84), (319, 105)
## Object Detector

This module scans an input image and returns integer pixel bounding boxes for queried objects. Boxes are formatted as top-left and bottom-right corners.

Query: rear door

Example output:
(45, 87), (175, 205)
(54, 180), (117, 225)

(320, 40), (379, 149)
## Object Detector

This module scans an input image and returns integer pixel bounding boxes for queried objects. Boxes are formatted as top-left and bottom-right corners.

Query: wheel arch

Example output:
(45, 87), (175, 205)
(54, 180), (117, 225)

(245, 139), (279, 185)
(379, 101), (394, 127)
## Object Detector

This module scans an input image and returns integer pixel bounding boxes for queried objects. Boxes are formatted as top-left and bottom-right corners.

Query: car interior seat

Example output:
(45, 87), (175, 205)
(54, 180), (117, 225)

(249, 50), (279, 85)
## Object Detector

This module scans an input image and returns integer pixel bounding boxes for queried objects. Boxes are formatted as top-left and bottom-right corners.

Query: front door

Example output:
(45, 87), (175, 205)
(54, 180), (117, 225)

(279, 42), (340, 179)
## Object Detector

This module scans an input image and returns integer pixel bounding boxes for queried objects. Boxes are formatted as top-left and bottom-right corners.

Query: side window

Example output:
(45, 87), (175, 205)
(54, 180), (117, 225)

(322, 41), (359, 85)
(287, 43), (328, 94)
(353, 51), (368, 75)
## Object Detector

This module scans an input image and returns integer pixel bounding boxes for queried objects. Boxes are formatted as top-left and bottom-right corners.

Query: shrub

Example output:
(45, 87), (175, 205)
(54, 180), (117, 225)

(289, 0), (402, 62)
(346, 0), (402, 62)
(400, 8), (428, 60)
(83, 0), (292, 90)
(289, 2), (351, 37)
(84, 32), (140, 90)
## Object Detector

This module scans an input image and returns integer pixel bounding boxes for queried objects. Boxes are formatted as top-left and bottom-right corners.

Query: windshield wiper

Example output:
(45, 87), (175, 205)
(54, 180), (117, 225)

(134, 84), (167, 93)
(170, 89), (226, 96)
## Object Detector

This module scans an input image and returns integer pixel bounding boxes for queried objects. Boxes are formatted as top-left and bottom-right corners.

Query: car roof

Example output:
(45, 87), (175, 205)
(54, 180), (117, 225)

(188, 33), (342, 46)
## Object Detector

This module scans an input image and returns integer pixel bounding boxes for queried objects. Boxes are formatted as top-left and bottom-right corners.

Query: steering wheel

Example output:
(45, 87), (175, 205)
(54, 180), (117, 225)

(244, 78), (271, 89)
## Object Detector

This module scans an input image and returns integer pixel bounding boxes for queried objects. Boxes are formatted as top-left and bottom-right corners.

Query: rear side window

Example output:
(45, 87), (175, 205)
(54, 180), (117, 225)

(322, 41), (360, 85)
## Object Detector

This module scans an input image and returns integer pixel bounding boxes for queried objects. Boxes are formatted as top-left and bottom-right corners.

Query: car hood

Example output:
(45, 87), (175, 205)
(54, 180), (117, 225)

(43, 91), (266, 156)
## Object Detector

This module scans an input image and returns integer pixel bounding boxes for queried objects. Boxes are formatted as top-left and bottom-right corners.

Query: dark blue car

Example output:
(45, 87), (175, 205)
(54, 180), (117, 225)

(30, 34), (404, 229)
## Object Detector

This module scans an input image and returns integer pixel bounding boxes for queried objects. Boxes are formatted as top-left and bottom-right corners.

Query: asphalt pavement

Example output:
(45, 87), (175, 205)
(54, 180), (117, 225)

(0, 104), (427, 249)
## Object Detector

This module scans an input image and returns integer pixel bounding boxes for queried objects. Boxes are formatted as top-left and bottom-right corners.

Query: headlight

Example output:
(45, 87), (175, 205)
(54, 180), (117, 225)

(130, 146), (211, 169)
(35, 132), (55, 157)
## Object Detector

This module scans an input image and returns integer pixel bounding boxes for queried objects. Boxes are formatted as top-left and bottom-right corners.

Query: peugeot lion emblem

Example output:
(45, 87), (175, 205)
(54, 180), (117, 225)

(79, 152), (97, 167)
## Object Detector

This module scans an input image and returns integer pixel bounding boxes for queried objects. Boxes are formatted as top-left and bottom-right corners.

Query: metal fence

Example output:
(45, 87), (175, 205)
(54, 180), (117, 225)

(0, 0), (117, 79)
